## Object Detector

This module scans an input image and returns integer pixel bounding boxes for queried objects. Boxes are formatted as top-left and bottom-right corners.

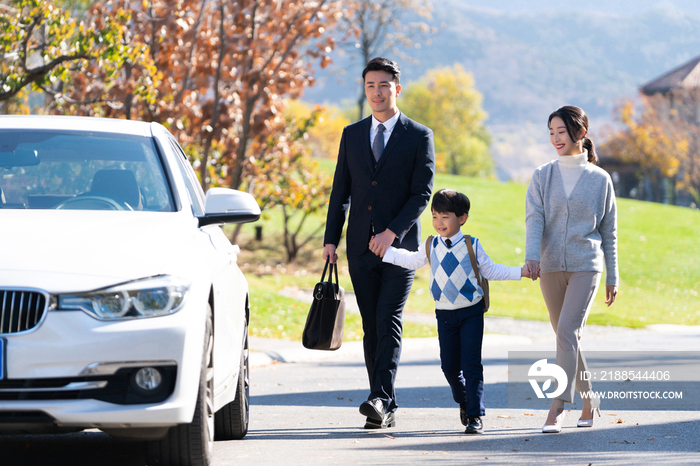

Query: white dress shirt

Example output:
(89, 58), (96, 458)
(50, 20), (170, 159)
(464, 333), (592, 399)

(383, 231), (522, 310)
(369, 110), (401, 151)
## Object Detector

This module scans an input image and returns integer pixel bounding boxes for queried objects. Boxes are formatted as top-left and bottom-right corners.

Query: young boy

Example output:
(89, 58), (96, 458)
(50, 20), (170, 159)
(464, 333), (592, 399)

(376, 189), (531, 434)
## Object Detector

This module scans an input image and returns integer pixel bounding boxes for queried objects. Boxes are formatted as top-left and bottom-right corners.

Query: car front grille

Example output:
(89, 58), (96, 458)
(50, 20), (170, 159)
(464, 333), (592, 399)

(0, 290), (48, 334)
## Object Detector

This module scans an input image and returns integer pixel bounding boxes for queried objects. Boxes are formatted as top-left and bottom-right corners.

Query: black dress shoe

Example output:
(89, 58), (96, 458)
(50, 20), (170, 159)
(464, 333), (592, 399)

(460, 402), (468, 426)
(359, 398), (385, 422)
(465, 416), (483, 434)
(364, 412), (396, 429)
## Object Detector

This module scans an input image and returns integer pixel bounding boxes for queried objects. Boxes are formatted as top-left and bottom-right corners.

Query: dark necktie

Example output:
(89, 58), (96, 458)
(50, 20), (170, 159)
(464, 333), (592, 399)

(372, 123), (385, 162)
(445, 238), (452, 248)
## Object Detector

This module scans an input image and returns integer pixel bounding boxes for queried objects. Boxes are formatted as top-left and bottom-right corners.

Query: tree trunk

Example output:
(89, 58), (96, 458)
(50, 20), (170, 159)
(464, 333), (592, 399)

(358, 90), (366, 121)
(230, 97), (254, 190)
(200, 2), (227, 191)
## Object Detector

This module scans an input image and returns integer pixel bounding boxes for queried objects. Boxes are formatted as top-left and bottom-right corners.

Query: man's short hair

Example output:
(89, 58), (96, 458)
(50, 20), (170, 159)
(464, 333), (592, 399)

(362, 57), (401, 85)
(431, 189), (470, 217)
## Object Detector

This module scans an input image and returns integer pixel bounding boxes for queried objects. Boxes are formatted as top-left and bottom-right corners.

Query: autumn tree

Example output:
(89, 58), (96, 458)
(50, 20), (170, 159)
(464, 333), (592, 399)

(0, 0), (157, 112)
(66, 0), (343, 192)
(603, 97), (699, 204)
(401, 64), (493, 177)
(247, 105), (333, 262)
(340, 0), (433, 120)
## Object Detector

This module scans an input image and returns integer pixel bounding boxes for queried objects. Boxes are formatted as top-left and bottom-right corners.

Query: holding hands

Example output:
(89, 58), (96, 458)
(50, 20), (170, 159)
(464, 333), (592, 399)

(369, 229), (396, 258)
(525, 259), (540, 281)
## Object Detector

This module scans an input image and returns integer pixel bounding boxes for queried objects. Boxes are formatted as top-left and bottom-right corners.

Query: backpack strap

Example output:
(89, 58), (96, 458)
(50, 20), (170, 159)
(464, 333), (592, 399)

(466, 235), (490, 311)
(465, 235), (482, 286)
(425, 235), (434, 266)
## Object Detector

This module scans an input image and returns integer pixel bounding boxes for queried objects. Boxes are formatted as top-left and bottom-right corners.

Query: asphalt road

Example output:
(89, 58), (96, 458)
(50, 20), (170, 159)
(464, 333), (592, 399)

(223, 321), (700, 466)
(3, 315), (700, 465)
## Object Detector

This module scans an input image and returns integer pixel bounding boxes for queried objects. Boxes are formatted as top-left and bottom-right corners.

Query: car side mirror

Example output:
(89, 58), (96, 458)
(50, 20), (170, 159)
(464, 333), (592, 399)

(198, 188), (261, 227)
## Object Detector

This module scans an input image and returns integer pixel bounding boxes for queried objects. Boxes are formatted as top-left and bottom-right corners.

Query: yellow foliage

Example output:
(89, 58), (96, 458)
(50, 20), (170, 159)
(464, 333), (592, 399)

(285, 100), (350, 159)
(400, 64), (493, 177)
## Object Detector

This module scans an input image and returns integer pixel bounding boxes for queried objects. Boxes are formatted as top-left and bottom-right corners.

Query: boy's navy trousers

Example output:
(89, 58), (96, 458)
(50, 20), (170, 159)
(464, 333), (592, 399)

(435, 300), (486, 417)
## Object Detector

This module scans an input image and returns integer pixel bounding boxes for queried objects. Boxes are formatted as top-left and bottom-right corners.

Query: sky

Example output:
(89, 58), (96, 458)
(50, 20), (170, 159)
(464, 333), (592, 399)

(460, 0), (700, 16)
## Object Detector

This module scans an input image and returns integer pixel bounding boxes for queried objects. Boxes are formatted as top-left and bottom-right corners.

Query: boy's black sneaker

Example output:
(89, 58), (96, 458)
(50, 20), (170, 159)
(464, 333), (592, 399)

(465, 416), (483, 434)
(460, 403), (468, 426)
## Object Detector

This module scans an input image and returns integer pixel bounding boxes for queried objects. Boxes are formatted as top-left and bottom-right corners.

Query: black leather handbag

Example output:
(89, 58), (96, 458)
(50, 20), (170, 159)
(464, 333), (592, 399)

(302, 258), (345, 350)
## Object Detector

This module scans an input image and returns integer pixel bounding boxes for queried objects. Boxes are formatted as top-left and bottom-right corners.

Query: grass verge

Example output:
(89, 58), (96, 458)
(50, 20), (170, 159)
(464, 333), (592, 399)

(236, 172), (700, 339)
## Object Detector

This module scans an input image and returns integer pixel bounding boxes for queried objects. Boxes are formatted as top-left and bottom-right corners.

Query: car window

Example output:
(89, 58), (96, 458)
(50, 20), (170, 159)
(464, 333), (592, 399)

(0, 130), (174, 211)
(168, 138), (206, 217)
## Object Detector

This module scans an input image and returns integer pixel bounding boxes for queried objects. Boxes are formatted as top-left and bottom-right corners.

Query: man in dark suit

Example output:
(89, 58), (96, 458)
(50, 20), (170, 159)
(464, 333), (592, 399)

(323, 57), (435, 429)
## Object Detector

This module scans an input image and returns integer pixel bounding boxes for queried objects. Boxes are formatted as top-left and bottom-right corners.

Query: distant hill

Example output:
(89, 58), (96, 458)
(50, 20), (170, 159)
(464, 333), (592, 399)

(304, 2), (700, 180)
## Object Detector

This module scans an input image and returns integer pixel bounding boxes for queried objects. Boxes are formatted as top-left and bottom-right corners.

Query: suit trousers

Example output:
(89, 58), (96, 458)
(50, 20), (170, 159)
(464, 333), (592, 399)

(540, 271), (601, 403)
(436, 302), (486, 417)
(348, 250), (414, 413)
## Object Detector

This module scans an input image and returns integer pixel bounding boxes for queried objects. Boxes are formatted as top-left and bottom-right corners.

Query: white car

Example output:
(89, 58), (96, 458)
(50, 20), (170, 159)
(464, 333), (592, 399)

(0, 115), (260, 466)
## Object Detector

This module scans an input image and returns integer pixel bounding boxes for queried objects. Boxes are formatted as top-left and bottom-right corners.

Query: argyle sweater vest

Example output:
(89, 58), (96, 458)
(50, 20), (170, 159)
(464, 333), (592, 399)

(429, 236), (484, 307)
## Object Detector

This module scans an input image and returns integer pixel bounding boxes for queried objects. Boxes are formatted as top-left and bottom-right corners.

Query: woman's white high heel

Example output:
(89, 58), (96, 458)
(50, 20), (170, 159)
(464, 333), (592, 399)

(577, 397), (601, 427)
(542, 408), (566, 433)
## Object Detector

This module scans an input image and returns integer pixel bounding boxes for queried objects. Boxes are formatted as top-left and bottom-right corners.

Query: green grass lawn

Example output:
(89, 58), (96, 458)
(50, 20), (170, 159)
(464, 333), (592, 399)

(234, 172), (700, 341)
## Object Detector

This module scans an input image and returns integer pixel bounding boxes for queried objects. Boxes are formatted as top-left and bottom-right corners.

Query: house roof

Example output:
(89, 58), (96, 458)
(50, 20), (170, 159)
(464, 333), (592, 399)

(641, 54), (700, 95)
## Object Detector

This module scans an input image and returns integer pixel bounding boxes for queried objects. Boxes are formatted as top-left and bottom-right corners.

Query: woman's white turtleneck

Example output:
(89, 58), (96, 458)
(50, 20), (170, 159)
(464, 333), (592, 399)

(558, 150), (588, 197)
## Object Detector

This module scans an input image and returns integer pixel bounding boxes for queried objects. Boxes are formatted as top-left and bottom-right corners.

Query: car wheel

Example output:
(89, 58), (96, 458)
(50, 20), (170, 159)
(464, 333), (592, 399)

(214, 321), (249, 440)
(146, 305), (214, 466)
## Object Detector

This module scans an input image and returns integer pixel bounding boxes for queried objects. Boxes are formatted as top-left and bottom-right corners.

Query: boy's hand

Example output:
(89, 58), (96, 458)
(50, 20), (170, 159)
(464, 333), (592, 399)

(520, 263), (531, 278)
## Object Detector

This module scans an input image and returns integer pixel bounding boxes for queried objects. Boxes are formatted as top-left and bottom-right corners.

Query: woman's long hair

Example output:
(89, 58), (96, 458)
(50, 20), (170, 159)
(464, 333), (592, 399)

(547, 105), (598, 165)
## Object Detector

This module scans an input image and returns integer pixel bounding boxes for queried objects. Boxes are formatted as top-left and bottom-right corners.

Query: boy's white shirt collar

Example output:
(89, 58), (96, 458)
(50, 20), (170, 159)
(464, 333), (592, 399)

(440, 231), (464, 246)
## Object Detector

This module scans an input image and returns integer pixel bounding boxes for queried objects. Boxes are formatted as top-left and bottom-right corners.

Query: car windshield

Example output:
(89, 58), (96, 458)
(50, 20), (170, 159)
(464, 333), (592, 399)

(0, 130), (174, 211)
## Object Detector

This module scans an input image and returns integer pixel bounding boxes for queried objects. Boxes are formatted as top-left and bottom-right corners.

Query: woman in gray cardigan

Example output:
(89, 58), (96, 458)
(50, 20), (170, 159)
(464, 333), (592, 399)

(525, 105), (619, 433)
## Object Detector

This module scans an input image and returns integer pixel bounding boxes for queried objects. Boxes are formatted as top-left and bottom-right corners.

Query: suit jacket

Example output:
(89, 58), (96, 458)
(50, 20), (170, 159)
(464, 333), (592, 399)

(324, 112), (435, 256)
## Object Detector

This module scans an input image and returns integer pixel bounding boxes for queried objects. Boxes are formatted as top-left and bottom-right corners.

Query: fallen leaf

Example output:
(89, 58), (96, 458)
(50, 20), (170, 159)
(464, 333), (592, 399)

(616, 419), (624, 424)
(497, 415), (514, 419)
(511, 448), (520, 451)
(352, 440), (359, 443)
(523, 413), (535, 416)
(647, 438), (656, 441)
(523, 438), (531, 442)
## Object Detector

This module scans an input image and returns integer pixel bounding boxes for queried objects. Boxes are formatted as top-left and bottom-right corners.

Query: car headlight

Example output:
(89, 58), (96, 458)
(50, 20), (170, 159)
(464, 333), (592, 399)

(57, 276), (191, 320)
